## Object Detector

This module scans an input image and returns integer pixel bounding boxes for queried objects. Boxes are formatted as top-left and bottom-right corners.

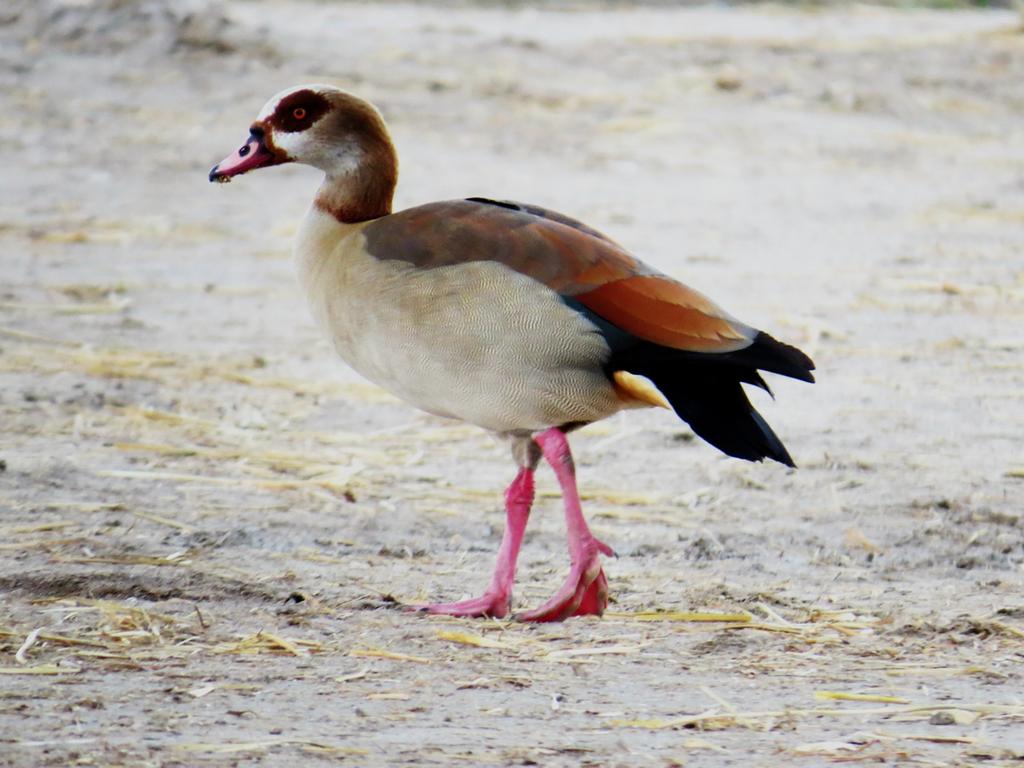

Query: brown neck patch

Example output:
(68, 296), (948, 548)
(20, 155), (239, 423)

(314, 95), (399, 224)
(315, 169), (396, 224)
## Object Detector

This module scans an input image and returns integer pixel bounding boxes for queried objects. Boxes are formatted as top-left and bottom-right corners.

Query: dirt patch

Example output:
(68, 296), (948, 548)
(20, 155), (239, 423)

(0, 570), (280, 603)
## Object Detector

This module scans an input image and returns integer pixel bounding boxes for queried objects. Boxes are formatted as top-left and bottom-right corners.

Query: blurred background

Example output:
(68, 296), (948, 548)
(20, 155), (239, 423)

(1, 1), (1022, 765)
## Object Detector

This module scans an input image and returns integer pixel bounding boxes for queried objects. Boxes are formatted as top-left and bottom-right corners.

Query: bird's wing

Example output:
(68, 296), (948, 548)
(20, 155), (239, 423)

(361, 198), (755, 354)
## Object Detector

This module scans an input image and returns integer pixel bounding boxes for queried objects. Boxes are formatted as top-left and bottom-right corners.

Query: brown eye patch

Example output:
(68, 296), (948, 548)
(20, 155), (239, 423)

(271, 90), (330, 133)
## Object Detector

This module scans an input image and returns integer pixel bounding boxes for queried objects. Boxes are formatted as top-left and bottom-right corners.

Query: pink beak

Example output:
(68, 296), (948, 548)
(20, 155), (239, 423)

(209, 130), (280, 182)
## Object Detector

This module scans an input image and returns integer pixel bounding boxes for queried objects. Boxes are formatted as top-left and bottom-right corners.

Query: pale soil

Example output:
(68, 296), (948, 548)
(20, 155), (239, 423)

(1, 2), (1023, 766)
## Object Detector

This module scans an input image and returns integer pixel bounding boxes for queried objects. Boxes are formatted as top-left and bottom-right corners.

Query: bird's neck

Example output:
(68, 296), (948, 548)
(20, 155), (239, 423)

(313, 144), (397, 224)
(314, 173), (393, 223)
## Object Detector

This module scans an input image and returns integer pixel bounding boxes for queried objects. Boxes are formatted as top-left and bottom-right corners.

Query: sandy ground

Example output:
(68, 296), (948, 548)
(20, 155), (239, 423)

(2, 1), (1023, 765)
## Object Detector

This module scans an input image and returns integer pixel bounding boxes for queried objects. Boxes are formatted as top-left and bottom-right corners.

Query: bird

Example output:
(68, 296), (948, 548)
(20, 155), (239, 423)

(210, 84), (815, 622)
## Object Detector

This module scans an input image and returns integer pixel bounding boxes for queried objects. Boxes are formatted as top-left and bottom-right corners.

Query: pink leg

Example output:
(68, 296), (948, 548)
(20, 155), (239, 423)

(411, 467), (534, 618)
(516, 428), (609, 623)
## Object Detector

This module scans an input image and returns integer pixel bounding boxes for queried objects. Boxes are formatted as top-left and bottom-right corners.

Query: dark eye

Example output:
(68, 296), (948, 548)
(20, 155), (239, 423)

(293, 107), (306, 120)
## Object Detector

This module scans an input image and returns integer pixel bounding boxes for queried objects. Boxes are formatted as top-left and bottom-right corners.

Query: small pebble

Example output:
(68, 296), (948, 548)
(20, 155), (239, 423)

(929, 711), (956, 726)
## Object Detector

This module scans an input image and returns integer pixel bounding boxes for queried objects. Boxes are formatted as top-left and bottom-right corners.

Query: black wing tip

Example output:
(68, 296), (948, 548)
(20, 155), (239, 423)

(720, 441), (796, 468)
(751, 452), (797, 468)
(750, 331), (816, 383)
(465, 196), (520, 211)
(653, 381), (800, 468)
(761, 435), (797, 468)
(740, 409), (797, 467)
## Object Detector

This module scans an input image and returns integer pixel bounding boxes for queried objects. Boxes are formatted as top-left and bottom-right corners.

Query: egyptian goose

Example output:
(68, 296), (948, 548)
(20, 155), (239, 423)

(210, 85), (814, 622)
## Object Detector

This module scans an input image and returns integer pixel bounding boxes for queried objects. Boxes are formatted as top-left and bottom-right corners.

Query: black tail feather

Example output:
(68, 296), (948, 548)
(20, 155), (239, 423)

(609, 332), (814, 467)
(734, 332), (816, 383)
(655, 373), (796, 467)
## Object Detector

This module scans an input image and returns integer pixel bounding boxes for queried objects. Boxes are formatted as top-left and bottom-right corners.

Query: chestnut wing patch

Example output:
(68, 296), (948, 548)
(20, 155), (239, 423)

(574, 275), (753, 353)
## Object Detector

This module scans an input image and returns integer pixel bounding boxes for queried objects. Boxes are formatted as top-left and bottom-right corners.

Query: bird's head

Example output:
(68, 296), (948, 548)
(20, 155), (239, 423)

(209, 84), (396, 184)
